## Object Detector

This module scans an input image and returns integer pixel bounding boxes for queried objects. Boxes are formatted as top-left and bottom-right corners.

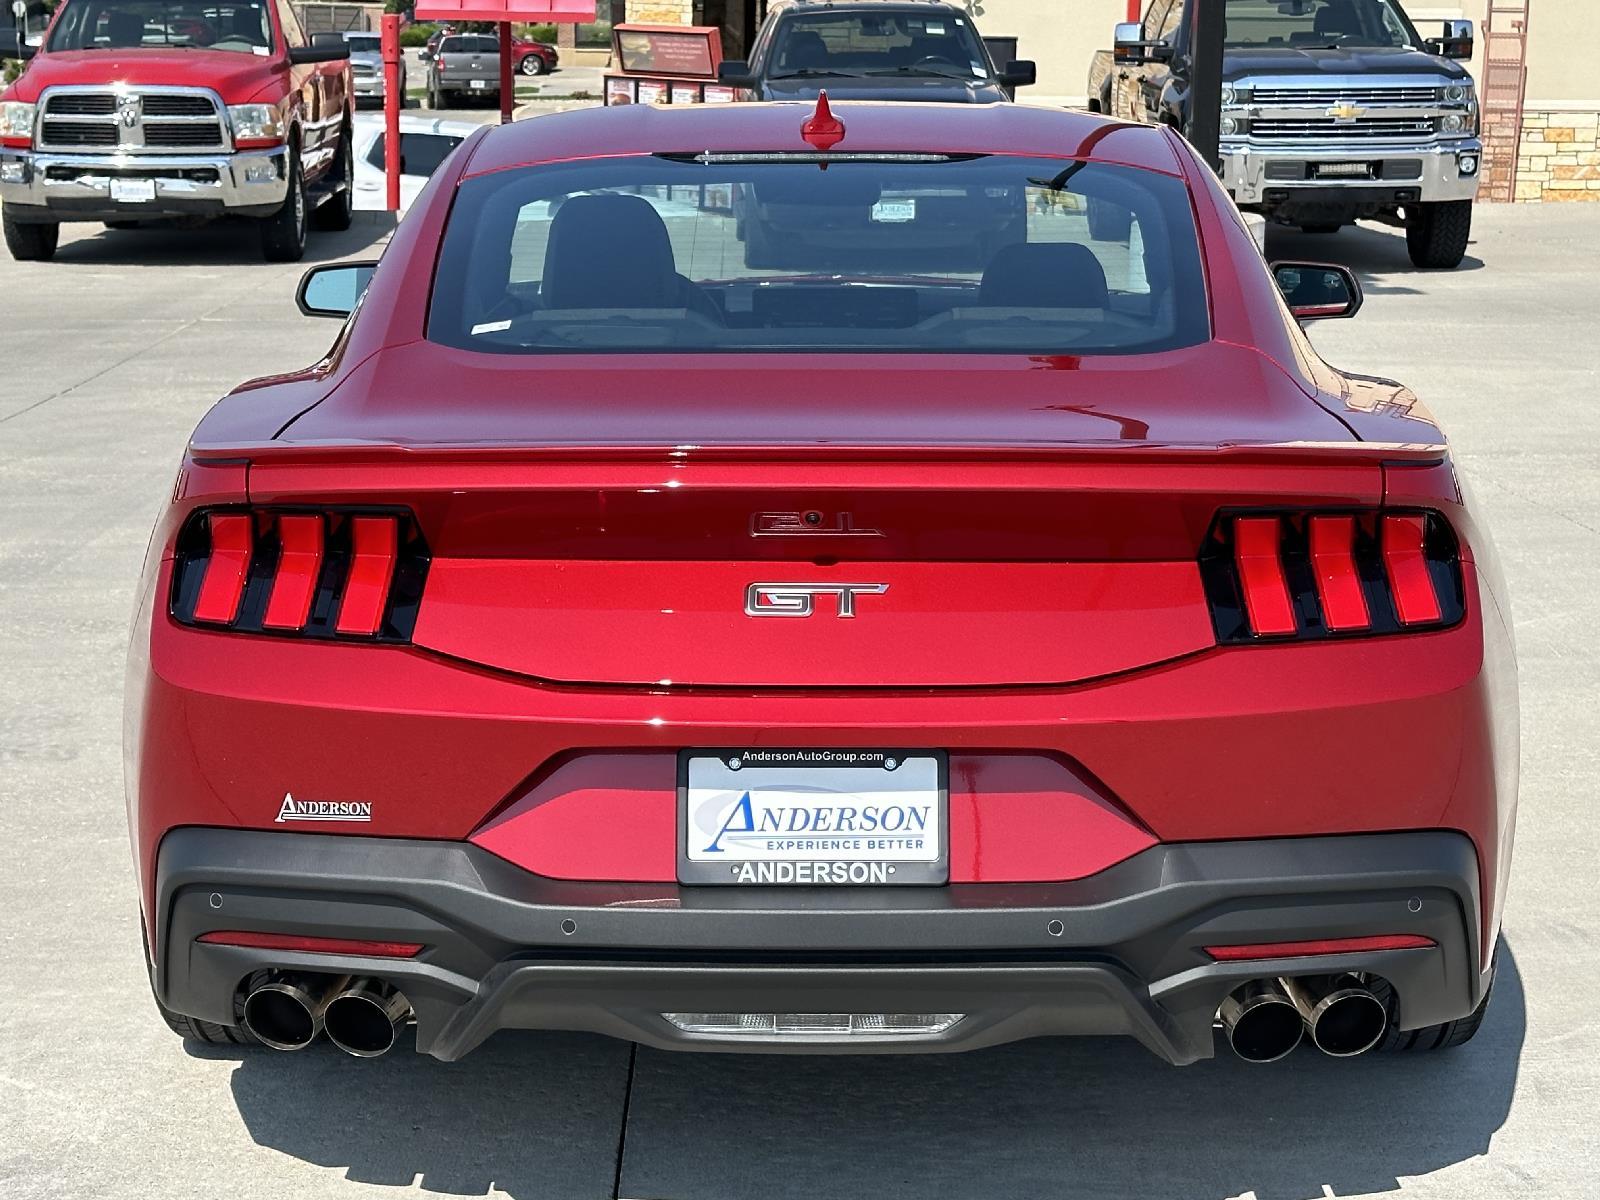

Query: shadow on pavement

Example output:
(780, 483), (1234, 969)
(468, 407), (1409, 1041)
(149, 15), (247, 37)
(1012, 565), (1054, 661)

(213, 941), (1523, 1199)
(1265, 219), (1485, 290)
(47, 212), (396, 268)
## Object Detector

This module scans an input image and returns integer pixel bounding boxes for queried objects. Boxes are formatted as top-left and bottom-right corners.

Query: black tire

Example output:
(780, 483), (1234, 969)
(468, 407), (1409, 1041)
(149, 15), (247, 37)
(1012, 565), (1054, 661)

(1373, 961), (1494, 1053)
(1086, 195), (1132, 242)
(1299, 223), (1343, 234)
(519, 53), (548, 76)
(1406, 200), (1472, 269)
(3, 207), (59, 261)
(260, 144), (307, 263)
(144, 931), (261, 1047)
(742, 216), (779, 269)
(105, 220), (142, 231)
(312, 126), (354, 233)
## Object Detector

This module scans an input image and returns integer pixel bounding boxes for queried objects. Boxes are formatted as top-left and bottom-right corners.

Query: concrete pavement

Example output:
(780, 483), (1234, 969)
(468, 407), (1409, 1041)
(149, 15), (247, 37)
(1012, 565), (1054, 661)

(1, 205), (1597, 1199)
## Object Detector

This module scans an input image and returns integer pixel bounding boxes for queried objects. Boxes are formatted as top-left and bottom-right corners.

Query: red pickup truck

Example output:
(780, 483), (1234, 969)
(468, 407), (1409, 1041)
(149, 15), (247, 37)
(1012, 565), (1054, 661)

(0, 0), (353, 262)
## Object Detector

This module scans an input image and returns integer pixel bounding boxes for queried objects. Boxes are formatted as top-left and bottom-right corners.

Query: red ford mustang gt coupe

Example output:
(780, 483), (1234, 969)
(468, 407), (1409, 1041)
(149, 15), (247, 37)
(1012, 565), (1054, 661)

(126, 97), (1517, 1065)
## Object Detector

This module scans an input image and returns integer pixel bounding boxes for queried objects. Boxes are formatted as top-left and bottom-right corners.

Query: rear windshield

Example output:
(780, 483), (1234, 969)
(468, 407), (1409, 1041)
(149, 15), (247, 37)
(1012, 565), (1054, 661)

(770, 10), (991, 79)
(48, 0), (273, 52)
(440, 35), (497, 53)
(427, 154), (1209, 356)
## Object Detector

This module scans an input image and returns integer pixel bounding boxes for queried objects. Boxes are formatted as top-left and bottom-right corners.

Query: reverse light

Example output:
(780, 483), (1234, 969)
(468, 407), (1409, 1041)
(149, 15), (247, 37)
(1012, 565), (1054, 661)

(1202, 509), (1463, 642)
(1205, 935), (1436, 961)
(227, 103), (287, 145)
(197, 931), (425, 958)
(171, 507), (428, 640)
(0, 100), (35, 146)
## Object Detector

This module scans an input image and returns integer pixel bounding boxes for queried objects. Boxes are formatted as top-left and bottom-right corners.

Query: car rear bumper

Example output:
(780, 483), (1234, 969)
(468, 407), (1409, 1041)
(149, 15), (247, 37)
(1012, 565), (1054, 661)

(0, 146), (289, 222)
(1220, 138), (1482, 207)
(154, 826), (1487, 1063)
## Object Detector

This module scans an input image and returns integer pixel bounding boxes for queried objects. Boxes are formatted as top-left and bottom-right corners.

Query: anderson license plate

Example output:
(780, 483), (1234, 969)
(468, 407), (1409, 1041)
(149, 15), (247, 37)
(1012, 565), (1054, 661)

(111, 178), (157, 203)
(678, 749), (947, 886)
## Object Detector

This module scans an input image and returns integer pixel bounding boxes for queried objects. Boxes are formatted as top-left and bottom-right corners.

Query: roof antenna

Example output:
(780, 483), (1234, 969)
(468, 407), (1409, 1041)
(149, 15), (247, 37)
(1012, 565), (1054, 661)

(801, 90), (846, 155)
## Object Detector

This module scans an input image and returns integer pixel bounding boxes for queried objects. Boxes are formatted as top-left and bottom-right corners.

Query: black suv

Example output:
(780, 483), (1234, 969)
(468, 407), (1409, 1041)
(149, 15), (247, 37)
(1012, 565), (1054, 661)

(718, 0), (1034, 103)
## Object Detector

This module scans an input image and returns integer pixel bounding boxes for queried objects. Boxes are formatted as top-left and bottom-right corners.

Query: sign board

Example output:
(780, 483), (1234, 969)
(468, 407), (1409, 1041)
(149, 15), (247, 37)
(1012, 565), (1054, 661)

(413, 0), (592, 21)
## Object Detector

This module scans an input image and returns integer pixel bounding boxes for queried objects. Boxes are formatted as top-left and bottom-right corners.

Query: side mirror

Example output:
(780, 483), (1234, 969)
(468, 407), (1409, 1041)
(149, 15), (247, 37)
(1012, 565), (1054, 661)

(1113, 21), (1172, 66)
(998, 59), (1036, 88)
(296, 261), (376, 318)
(0, 29), (34, 61)
(289, 31), (350, 65)
(1272, 261), (1363, 321)
(716, 59), (756, 88)
(1427, 19), (1474, 60)
(418, 49), (432, 61)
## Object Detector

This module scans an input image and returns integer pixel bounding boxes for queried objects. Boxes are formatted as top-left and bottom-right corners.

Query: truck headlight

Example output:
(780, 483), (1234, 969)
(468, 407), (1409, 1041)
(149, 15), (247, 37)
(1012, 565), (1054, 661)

(1444, 83), (1471, 103)
(226, 104), (287, 143)
(1439, 113), (1467, 134)
(0, 101), (36, 142)
(1220, 85), (1236, 106)
(1220, 115), (1243, 136)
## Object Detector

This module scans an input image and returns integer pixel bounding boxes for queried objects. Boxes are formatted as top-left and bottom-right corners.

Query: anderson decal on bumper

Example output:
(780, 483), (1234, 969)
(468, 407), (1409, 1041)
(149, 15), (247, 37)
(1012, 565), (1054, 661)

(275, 793), (373, 823)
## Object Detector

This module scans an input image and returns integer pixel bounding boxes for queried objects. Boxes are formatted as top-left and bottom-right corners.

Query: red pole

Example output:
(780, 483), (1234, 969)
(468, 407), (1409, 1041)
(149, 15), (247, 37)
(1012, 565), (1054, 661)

(499, 20), (514, 124)
(1127, 0), (1141, 21)
(381, 13), (401, 212)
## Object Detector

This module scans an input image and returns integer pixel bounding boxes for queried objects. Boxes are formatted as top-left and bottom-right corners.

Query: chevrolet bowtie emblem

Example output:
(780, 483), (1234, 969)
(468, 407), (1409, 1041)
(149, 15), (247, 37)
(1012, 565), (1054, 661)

(1328, 102), (1366, 122)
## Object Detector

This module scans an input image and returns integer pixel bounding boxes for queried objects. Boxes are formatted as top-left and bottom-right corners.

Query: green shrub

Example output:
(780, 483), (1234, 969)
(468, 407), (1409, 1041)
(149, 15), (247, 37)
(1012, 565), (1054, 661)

(522, 23), (556, 42)
(399, 21), (435, 47)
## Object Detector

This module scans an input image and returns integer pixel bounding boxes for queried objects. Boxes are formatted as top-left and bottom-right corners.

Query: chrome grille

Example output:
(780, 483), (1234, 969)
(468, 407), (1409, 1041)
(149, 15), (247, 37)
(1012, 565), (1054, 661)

(1250, 86), (1442, 105)
(37, 88), (229, 154)
(1251, 118), (1435, 140)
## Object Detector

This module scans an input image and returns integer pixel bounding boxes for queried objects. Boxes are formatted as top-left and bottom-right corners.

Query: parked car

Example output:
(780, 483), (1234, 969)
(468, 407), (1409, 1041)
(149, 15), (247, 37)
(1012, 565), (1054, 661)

(717, 0), (1034, 102)
(0, 0), (353, 262)
(426, 33), (501, 107)
(422, 25), (556, 77)
(1088, 0), (1481, 268)
(350, 113), (475, 211)
(131, 99), (1514, 1066)
(343, 30), (406, 108)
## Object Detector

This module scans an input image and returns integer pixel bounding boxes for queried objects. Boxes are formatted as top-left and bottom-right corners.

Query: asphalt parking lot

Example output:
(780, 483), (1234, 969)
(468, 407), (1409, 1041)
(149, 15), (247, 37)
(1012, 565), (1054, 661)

(2, 204), (1597, 1199)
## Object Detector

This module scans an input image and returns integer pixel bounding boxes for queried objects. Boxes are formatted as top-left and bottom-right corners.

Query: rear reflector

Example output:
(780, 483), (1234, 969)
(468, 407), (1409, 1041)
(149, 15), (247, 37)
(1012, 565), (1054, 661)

(1205, 935), (1436, 961)
(661, 1012), (964, 1037)
(171, 507), (427, 641)
(196, 931), (424, 958)
(191, 512), (253, 624)
(1202, 509), (1461, 643)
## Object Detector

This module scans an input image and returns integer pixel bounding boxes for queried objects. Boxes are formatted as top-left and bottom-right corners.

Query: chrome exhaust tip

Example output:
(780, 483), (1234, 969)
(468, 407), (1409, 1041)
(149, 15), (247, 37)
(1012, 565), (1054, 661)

(323, 977), (411, 1059)
(1281, 974), (1387, 1058)
(1218, 979), (1305, 1063)
(241, 973), (345, 1051)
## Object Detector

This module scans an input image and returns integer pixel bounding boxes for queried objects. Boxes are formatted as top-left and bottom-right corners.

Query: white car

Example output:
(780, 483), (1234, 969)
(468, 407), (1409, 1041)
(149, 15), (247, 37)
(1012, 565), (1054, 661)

(351, 115), (481, 213)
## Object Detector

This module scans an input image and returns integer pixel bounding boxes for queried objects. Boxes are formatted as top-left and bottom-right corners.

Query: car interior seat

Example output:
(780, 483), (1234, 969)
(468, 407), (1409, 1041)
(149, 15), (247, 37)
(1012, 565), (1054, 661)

(979, 242), (1111, 309)
(539, 194), (721, 321)
(778, 30), (829, 72)
(1312, 2), (1366, 40)
(103, 9), (146, 47)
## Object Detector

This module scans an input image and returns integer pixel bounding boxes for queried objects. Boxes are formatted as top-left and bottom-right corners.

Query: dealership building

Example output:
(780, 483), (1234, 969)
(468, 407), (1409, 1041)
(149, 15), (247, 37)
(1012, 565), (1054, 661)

(601, 0), (1595, 202)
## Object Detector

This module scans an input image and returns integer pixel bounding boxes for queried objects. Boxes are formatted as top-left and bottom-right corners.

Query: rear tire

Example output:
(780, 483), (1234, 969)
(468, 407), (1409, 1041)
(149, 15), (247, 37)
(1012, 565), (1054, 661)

(1299, 223), (1343, 234)
(1373, 959), (1494, 1052)
(1406, 200), (1472, 269)
(3, 208), (59, 261)
(145, 932), (261, 1046)
(520, 54), (548, 76)
(259, 145), (307, 262)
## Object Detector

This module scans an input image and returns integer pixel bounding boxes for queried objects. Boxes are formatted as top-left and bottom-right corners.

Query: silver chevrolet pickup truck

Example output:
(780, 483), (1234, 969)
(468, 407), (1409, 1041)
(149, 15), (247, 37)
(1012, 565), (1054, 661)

(1088, 0), (1481, 268)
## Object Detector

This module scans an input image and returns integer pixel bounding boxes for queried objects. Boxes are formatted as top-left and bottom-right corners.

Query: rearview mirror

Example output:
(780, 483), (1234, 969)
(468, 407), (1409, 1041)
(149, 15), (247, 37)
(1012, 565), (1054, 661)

(297, 261), (376, 318)
(1272, 261), (1362, 321)
(1113, 21), (1170, 66)
(1427, 19), (1474, 60)
(716, 59), (756, 88)
(289, 32), (350, 65)
(999, 59), (1036, 88)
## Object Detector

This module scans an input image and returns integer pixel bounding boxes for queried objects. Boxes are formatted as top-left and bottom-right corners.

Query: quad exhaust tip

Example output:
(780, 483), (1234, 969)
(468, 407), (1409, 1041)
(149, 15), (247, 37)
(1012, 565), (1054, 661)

(1218, 980), (1304, 1064)
(241, 973), (346, 1051)
(323, 977), (412, 1058)
(1281, 974), (1388, 1058)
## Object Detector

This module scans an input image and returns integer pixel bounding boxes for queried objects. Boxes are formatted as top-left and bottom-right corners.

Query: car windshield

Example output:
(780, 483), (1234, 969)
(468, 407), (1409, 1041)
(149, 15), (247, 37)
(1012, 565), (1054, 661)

(345, 33), (379, 53)
(47, 0), (273, 52)
(769, 10), (991, 79)
(366, 131), (467, 177)
(427, 154), (1209, 356)
(1222, 0), (1417, 50)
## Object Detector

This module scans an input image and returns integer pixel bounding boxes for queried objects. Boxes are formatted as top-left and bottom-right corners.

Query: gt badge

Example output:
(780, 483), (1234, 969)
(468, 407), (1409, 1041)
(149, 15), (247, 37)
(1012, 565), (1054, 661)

(744, 582), (889, 618)
(275, 792), (373, 823)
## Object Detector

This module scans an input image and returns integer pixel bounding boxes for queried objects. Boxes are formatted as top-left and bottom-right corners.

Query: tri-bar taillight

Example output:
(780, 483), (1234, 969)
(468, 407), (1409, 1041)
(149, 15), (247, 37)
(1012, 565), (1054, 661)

(1201, 509), (1464, 642)
(171, 508), (428, 640)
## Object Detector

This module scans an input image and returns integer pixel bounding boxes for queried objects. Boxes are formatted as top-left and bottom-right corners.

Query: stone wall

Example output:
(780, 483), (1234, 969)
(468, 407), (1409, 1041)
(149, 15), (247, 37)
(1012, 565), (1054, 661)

(1516, 108), (1600, 202)
(626, 0), (692, 23)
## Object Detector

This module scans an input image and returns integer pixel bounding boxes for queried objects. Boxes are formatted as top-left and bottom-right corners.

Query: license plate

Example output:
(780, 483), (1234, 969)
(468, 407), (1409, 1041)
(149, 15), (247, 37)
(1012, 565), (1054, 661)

(1314, 162), (1372, 179)
(679, 749), (947, 886)
(871, 198), (916, 223)
(470, 79), (488, 89)
(111, 178), (157, 203)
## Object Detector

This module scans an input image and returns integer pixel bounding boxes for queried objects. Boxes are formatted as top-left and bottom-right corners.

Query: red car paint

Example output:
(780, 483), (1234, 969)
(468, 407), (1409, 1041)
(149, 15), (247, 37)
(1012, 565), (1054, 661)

(125, 102), (1517, 979)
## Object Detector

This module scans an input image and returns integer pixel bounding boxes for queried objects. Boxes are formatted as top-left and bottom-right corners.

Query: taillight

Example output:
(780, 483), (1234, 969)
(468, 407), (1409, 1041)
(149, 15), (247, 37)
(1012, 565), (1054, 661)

(1201, 509), (1463, 642)
(170, 508), (428, 640)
